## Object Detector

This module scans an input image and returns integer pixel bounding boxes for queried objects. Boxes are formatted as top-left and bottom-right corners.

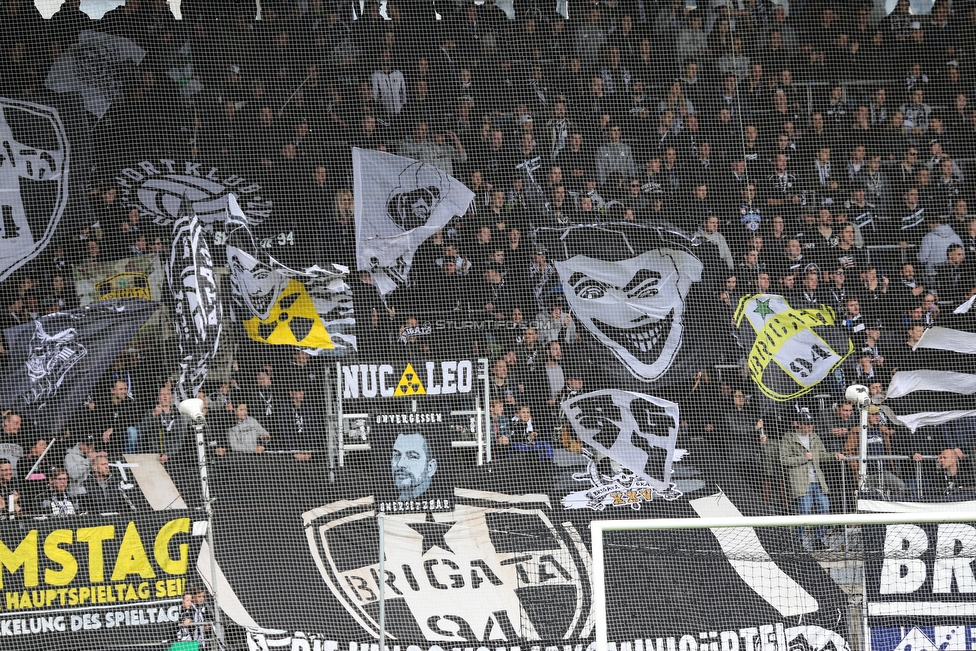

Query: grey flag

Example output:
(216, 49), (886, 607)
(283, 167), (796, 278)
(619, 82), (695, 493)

(353, 147), (474, 294)
(45, 30), (146, 118)
(0, 299), (157, 436)
(561, 389), (680, 490)
(0, 97), (70, 283)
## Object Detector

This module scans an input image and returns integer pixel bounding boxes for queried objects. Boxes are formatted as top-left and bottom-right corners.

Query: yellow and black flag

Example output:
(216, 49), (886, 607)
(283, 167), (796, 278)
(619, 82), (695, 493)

(733, 294), (853, 401)
(224, 195), (355, 353)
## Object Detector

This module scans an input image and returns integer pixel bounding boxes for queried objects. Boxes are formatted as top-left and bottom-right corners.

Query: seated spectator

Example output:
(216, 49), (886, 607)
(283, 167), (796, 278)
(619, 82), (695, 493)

(221, 403), (271, 455)
(33, 468), (79, 517)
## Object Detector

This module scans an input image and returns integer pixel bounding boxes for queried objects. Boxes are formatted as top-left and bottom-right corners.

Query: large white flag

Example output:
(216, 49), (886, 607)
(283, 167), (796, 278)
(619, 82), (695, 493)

(353, 147), (474, 294)
(45, 30), (146, 118)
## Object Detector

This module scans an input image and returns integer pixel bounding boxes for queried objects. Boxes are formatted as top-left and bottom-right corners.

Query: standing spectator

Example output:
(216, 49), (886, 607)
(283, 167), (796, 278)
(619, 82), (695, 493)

(919, 215), (963, 276)
(139, 386), (186, 467)
(595, 125), (637, 187)
(81, 453), (133, 514)
(780, 410), (840, 550)
(64, 435), (97, 496)
(277, 384), (318, 461)
(370, 50), (407, 118)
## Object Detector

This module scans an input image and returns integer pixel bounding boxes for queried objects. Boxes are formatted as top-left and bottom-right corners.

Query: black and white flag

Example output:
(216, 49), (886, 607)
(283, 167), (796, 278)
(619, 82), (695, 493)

(224, 194), (355, 353)
(353, 147), (474, 295)
(561, 389), (680, 491)
(45, 30), (146, 118)
(0, 299), (157, 436)
(0, 97), (70, 283)
(167, 202), (222, 400)
(883, 313), (976, 431)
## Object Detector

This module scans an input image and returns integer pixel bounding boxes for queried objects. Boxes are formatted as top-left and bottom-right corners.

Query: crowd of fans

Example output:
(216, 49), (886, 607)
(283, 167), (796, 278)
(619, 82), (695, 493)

(0, 0), (975, 532)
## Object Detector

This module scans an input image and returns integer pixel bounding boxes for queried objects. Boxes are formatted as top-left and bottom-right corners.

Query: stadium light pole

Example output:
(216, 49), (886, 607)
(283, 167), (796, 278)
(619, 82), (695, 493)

(179, 398), (224, 642)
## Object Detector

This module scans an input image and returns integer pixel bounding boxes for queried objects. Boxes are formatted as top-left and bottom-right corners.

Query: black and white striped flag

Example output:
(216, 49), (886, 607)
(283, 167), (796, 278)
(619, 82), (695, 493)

(883, 311), (976, 431)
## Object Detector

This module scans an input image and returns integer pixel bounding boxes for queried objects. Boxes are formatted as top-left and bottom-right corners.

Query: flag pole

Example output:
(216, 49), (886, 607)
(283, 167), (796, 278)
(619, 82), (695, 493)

(279, 71), (315, 115)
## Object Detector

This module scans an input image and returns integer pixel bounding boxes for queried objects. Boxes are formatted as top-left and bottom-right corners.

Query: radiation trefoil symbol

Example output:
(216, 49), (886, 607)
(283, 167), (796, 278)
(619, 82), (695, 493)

(393, 363), (425, 397)
(243, 279), (333, 348)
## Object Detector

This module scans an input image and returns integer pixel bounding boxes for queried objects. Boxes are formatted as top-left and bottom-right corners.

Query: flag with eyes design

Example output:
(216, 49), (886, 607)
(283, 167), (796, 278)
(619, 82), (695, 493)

(543, 223), (726, 389)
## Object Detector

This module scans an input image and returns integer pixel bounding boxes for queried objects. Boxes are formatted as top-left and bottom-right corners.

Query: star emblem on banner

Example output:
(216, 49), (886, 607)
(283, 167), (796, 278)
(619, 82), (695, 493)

(407, 512), (457, 555)
(753, 297), (775, 320)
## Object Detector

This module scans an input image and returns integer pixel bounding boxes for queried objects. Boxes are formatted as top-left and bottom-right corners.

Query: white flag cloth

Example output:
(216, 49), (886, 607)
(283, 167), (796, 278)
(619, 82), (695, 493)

(45, 31), (146, 118)
(353, 147), (474, 294)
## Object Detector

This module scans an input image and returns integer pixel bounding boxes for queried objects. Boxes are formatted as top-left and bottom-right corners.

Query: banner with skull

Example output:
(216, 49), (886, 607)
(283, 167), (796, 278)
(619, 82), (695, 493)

(561, 389), (682, 502)
(352, 147), (474, 295)
(542, 223), (726, 389)
(0, 299), (157, 438)
(167, 202), (222, 400)
(224, 194), (355, 353)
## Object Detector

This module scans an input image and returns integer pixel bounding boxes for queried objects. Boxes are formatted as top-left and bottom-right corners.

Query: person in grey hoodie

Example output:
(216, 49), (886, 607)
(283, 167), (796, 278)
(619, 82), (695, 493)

(918, 215), (963, 275)
(64, 436), (96, 496)
(224, 403), (271, 454)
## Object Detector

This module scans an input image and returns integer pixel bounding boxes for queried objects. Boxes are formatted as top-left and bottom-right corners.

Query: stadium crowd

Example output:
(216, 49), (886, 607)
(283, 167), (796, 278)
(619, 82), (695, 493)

(0, 0), (975, 541)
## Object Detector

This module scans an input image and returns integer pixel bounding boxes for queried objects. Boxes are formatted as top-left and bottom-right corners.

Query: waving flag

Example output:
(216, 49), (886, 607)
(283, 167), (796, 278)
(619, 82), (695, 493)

(45, 30), (146, 118)
(734, 294), (853, 401)
(883, 313), (976, 431)
(223, 195), (355, 353)
(353, 147), (474, 295)
(167, 202), (222, 400)
(0, 300), (157, 436)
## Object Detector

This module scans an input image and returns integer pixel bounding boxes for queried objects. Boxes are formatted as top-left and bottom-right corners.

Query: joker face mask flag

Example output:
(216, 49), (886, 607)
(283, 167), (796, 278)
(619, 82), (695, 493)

(556, 249), (702, 383)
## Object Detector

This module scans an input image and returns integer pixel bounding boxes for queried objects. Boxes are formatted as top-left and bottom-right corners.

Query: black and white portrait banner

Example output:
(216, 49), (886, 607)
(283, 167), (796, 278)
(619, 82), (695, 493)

(561, 389), (680, 491)
(45, 30), (146, 118)
(167, 202), (222, 400)
(353, 147), (474, 295)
